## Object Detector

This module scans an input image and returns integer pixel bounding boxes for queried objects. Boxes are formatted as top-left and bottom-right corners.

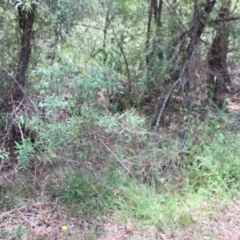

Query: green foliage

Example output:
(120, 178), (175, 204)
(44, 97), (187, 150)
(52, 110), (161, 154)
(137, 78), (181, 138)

(0, 148), (9, 161)
(15, 138), (35, 167)
(93, 114), (240, 230)
(114, 182), (216, 232)
(0, 225), (26, 240)
(11, 225), (26, 240)
(116, 183), (169, 229)
(14, 0), (39, 12)
(35, 60), (108, 116)
(54, 169), (124, 214)
(184, 130), (240, 193)
(97, 108), (146, 132)
(21, 115), (84, 163)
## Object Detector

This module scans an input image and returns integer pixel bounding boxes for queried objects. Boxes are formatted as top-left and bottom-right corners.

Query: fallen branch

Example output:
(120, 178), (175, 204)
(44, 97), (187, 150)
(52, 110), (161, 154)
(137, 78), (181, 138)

(99, 139), (138, 182)
(154, 78), (181, 132)
(0, 202), (57, 219)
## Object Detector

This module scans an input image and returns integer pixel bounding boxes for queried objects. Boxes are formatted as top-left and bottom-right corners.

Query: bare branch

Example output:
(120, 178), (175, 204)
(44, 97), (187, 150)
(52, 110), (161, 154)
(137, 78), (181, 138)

(154, 78), (181, 133)
(208, 16), (240, 24)
(100, 139), (138, 181)
(0, 65), (38, 112)
(78, 23), (104, 31)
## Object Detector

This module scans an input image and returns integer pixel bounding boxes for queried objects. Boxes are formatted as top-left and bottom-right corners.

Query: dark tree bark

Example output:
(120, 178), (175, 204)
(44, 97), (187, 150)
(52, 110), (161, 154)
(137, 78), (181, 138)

(14, 5), (35, 104)
(154, 0), (217, 131)
(183, 0), (216, 110)
(145, 0), (163, 66)
(207, 6), (231, 108)
(145, 0), (153, 66)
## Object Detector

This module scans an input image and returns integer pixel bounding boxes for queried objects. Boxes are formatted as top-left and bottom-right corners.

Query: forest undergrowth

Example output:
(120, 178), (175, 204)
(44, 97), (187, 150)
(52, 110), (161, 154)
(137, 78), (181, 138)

(1, 94), (240, 239)
(1, 1), (240, 238)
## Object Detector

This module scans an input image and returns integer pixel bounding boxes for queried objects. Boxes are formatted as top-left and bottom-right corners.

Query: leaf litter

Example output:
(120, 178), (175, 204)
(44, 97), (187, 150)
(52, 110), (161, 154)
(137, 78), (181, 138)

(1, 200), (240, 239)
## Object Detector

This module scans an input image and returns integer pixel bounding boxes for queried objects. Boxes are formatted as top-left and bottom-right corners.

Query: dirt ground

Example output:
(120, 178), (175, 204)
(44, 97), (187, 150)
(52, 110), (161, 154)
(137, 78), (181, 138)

(1, 199), (240, 240)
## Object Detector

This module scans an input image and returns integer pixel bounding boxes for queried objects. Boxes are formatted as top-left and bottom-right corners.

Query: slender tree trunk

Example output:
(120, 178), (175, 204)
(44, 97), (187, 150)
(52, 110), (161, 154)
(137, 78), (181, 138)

(145, 0), (153, 66)
(207, 5), (231, 108)
(145, 0), (163, 66)
(14, 6), (35, 104)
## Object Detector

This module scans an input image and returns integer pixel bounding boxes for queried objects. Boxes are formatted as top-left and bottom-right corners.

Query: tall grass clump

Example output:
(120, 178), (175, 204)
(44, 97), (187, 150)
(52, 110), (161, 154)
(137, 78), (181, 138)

(108, 113), (240, 231)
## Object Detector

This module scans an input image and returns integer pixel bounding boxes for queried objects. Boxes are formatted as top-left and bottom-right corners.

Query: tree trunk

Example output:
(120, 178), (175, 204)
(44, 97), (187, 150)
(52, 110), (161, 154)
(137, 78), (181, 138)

(207, 6), (231, 108)
(14, 6), (35, 105)
(154, 0), (217, 130)
(178, 0), (216, 110)
(184, 0), (216, 110)
(145, 0), (163, 67)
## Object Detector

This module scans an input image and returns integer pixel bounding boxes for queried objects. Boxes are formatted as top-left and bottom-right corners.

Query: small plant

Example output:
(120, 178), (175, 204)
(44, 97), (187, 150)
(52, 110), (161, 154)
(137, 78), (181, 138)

(0, 148), (9, 161)
(181, 116), (240, 194)
(15, 0), (39, 12)
(11, 225), (26, 240)
(0, 230), (7, 239)
(53, 169), (124, 214)
(15, 138), (35, 167)
(114, 182), (204, 232)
